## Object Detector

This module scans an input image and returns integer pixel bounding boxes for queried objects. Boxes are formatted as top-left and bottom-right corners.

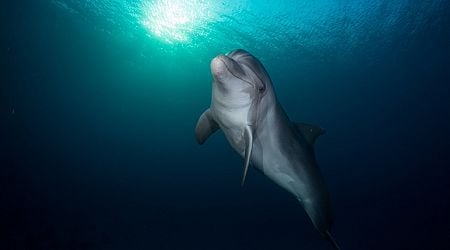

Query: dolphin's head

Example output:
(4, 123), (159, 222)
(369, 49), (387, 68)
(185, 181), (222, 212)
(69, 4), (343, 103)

(211, 49), (270, 94)
(210, 49), (273, 127)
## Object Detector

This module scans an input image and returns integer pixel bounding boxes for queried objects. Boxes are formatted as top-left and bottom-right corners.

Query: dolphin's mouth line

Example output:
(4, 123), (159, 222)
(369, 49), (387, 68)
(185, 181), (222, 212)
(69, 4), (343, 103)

(218, 57), (255, 88)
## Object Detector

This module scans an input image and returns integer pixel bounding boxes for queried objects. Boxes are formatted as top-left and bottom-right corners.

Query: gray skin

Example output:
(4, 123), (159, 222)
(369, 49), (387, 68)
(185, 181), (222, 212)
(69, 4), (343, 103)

(195, 49), (339, 249)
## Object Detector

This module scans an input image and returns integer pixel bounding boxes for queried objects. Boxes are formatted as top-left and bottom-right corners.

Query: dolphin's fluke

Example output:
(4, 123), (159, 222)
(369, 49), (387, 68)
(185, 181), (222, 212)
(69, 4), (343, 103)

(325, 231), (341, 250)
(241, 125), (254, 186)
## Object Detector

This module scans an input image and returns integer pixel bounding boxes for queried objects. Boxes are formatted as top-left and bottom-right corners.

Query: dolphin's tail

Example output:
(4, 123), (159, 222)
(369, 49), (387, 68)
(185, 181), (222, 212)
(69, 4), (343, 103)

(325, 231), (341, 250)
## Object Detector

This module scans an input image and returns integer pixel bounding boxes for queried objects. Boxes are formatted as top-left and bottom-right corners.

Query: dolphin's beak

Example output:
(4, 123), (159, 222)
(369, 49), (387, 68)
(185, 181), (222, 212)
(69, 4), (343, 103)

(211, 55), (251, 86)
(210, 55), (230, 79)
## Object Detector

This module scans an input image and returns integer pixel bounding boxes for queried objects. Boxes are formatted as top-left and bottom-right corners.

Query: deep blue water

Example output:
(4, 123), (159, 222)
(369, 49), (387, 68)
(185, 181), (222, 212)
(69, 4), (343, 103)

(2, 0), (450, 249)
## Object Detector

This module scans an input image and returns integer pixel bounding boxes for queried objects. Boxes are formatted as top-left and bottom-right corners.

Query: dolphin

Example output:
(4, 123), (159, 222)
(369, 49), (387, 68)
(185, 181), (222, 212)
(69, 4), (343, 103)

(195, 49), (340, 249)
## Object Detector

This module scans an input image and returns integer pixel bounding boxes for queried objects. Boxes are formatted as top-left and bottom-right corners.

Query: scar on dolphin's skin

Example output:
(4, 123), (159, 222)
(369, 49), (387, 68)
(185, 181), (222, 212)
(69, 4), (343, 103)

(196, 49), (340, 249)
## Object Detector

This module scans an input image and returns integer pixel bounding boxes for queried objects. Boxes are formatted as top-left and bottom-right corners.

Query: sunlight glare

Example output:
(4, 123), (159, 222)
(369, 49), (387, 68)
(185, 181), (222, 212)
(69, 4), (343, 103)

(141, 0), (214, 43)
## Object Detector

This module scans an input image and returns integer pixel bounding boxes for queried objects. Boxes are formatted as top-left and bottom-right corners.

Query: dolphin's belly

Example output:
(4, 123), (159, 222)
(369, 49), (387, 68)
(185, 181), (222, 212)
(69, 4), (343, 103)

(222, 125), (246, 156)
(212, 107), (248, 156)
(252, 142), (306, 199)
(251, 129), (323, 203)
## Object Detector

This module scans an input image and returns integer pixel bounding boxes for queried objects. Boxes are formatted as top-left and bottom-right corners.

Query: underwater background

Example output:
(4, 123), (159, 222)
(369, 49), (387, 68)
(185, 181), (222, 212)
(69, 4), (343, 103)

(2, 0), (450, 249)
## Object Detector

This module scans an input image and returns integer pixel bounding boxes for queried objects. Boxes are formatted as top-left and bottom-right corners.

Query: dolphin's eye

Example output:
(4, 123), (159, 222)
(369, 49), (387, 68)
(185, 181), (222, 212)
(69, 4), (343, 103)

(258, 85), (265, 92)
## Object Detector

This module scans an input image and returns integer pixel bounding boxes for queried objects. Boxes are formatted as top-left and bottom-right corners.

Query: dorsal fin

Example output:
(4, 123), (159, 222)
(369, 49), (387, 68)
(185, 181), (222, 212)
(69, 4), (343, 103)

(294, 122), (325, 145)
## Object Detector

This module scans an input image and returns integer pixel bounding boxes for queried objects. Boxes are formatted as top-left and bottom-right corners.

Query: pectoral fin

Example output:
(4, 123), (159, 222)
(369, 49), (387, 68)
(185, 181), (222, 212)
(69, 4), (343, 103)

(294, 122), (325, 145)
(241, 125), (254, 186)
(195, 109), (219, 145)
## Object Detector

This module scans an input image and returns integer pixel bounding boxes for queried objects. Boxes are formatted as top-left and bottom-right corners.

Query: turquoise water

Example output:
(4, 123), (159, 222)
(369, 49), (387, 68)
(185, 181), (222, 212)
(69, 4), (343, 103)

(2, 0), (450, 249)
(48, 0), (446, 68)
